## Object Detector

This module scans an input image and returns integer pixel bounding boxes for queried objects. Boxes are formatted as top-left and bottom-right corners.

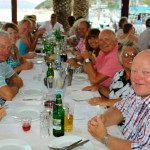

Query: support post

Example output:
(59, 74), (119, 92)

(11, 0), (17, 24)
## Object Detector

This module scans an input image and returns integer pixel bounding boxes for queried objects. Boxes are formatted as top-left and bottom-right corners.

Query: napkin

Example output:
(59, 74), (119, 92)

(71, 90), (93, 101)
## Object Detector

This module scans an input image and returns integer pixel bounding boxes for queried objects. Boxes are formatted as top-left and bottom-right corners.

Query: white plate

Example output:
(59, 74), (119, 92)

(13, 106), (42, 121)
(73, 74), (88, 81)
(19, 89), (42, 96)
(0, 139), (32, 150)
(48, 135), (94, 150)
(35, 60), (43, 64)
(71, 91), (93, 101)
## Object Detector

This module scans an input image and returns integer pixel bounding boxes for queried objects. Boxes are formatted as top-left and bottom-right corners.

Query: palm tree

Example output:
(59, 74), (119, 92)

(73, 0), (89, 19)
(53, 0), (72, 32)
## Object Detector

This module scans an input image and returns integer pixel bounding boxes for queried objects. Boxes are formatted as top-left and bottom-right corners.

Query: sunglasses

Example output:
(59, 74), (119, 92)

(123, 52), (137, 58)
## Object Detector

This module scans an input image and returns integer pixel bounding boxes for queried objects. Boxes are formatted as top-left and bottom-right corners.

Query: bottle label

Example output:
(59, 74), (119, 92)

(53, 119), (61, 130)
(47, 76), (53, 88)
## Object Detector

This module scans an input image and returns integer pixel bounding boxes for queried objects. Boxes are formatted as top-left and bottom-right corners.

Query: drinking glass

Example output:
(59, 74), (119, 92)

(40, 110), (50, 138)
(63, 103), (74, 132)
(21, 117), (32, 132)
(43, 92), (56, 114)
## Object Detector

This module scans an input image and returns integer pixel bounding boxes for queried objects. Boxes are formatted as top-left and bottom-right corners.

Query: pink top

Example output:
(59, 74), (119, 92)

(75, 38), (85, 53)
(94, 45), (122, 87)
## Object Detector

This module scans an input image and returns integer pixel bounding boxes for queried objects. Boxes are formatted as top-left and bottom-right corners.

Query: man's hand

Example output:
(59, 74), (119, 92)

(81, 50), (92, 59)
(88, 97), (108, 107)
(20, 61), (33, 70)
(88, 115), (107, 141)
(82, 85), (99, 91)
(67, 58), (81, 67)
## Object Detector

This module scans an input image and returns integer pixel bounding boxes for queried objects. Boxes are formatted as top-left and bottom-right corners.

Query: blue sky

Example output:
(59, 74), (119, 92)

(0, 0), (44, 9)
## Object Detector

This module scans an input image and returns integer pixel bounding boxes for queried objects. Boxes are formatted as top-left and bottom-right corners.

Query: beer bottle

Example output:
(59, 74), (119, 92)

(43, 38), (49, 57)
(53, 94), (64, 137)
(48, 40), (54, 56)
(47, 62), (54, 88)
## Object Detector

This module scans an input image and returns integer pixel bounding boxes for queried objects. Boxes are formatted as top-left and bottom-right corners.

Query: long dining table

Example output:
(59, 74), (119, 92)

(0, 56), (124, 150)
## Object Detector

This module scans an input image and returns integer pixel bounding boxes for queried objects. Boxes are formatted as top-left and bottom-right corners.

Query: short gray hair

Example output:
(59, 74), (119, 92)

(0, 30), (9, 37)
(118, 40), (140, 63)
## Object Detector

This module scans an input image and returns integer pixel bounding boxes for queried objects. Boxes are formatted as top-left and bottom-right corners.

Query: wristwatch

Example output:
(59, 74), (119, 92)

(84, 58), (91, 63)
(101, 133), (110, 145)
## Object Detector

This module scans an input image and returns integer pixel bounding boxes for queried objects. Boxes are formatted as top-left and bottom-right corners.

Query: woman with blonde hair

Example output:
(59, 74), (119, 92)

(2, 22), (33, 74)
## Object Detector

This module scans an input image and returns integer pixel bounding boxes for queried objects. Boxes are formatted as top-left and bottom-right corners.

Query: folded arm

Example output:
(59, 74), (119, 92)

(0, 73), (23, 100)
(88, 107), (131, 150)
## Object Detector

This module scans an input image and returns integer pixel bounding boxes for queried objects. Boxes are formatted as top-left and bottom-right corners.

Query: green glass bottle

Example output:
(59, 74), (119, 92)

(48, 41), (54, 56)
(53, 94), (64, 137)
(47, 62), (54, 88)
(43, 38), (49, 57)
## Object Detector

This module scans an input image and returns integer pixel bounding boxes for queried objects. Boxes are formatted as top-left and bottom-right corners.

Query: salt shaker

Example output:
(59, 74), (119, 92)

(40, 109), (50, 138)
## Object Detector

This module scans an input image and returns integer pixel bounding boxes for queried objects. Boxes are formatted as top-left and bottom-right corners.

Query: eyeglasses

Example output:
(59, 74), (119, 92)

(0, 44), (11, 51)
(123, 52), (137, 58)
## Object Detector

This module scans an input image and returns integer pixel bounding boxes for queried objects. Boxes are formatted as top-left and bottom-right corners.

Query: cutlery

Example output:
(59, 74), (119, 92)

(49, 139), (82, 150)
(11, 115), (19, 119)
(73, 99), (87, 102)
(65, 139), (89, 150)
(23, 98), (36, 101)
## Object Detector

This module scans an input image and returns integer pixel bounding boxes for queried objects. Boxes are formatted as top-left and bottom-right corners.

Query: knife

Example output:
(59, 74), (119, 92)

(65, 139), (89, 150)
(49, 139), (82, 150)
(23, 98), (36, 101)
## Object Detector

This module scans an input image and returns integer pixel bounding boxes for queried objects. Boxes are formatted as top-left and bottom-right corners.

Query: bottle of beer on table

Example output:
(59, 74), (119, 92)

(53, 94), (64, 137)
(48, 41), (54, 56)
(47, 61), (54, 89)
(43, 38), (49, 56)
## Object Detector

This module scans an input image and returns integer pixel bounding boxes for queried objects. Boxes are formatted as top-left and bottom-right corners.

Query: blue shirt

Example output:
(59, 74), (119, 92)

(0, 62), (15, 106)
(16, 39), (28, 56)
(7, 45), (21, 69)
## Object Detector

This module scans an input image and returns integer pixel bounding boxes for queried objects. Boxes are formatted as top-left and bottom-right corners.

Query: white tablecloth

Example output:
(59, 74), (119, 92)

(0, 58), (124, 150)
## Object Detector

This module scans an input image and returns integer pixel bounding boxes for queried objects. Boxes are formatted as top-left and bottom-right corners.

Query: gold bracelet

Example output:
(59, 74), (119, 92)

(101, 133), (110, 145)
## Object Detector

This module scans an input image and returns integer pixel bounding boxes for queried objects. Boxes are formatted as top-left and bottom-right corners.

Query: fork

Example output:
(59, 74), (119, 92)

(48, 139), (82, 150)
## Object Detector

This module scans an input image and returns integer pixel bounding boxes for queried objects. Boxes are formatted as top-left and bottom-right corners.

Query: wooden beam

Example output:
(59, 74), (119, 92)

(11, 0), (17, 24)
(121, 0), (129, 18)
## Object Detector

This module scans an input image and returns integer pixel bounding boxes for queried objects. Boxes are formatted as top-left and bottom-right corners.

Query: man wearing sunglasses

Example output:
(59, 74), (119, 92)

(0, 30), (23, 106)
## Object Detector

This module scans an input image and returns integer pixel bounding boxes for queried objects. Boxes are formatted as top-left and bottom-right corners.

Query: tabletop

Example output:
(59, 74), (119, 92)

(0, 57), (124, 150)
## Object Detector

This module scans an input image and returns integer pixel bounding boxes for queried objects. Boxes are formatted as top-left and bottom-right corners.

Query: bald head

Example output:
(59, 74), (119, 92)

(99, 29), (117, 53)
(131, 49), (150, 97)
(99, 29), (116, 40)
(134, 49), (150, 59)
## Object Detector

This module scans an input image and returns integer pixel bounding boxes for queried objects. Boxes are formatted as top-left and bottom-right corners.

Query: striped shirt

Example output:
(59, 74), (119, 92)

(114, 89), (150, 150)
(0, 62), (15, 106)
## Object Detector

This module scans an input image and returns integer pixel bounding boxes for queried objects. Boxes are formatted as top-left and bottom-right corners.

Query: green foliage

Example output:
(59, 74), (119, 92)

(143, 0), (150, 6)
(108, 2), (115, 10)
(35, 0), (53, 9)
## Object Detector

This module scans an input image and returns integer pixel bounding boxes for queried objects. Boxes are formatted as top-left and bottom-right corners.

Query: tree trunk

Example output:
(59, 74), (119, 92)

(53, 0), (71, 32)
(73, 0), (89, 19)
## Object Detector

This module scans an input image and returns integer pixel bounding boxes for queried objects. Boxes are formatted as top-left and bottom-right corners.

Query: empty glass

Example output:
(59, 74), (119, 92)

(40, 109), (50, 138)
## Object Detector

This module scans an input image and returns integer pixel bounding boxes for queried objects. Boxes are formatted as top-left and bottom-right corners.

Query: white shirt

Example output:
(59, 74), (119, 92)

(39, 21), (64, 37)
(116, 29), (123, 38)
(138, 27), (150, 51)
